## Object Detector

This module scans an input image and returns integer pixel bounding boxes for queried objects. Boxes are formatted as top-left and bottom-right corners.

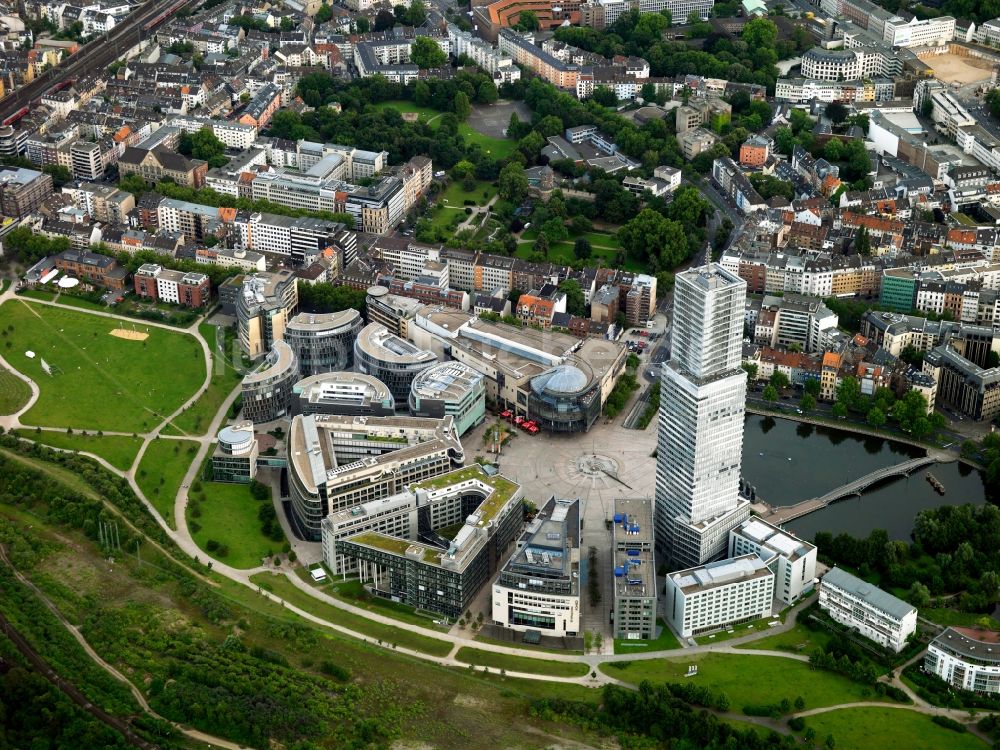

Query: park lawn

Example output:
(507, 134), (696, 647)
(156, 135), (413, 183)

(0, 366), (31, 415)
(921, 608), (1000, 630)
(454, 647), (589, 678)
(440, 179), (497, 208)
(136, 438), (199, 528)
(163, 323), (240, 436)
(801, 707), (986, 750)
(694, 614), (784, 645)
(188, 482), (275, 569)
(1, 300), (204, 433)
(738, 622), (833, 655)
(613, 619), (681, 654)
(600, 653), (888, 711)
(248, 571), (453, 656)
(379, 100), (516, 158)
(13, 429), (142, 472)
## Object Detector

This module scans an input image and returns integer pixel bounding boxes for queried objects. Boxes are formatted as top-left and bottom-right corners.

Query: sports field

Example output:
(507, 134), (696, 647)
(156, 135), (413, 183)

(0, 300), (205, 432)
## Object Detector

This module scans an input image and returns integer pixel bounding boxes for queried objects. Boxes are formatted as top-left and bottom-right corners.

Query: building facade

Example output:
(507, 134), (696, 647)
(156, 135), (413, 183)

(354, 322), (439, 405)
(819, 567), (917, 652)
(292, 371), (395, 416)
(241, 340), (299, 424)
(284, 309), (363, 377)
(612, 496), (658, 640)
(211, 422), (259, 483)
(665, 555), (774, 639)
(925, 627), (1000, 695)
(408, 361), (486, 436)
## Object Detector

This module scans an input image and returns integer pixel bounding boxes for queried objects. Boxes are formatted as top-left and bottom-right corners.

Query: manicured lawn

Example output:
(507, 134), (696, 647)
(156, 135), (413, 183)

(163, 323), (241, 437)
(249, 572), (453, 656)
(614, 619), (681, 654)
(694, 614), (784, 645)
(1, 301), (204, 432)
(801, 707), (985, 750)
(739, 622), (833, 655)
(136, 438), (199, 528)
(13, 429), (142, 472)
(601, 653), (889, 711)
(440, 179), (497, 208)
(379, 100), (516, 158)
(187, 481), (275, 569)
(0, 366), (31, 415)
(921, 608), (1000, 630)
(454, 647), (589, 677)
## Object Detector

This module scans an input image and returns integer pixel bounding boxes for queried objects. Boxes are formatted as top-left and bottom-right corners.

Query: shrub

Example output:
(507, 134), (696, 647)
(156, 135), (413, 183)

(931, 716), (967, 733)
(206, 539), (220, 552)
(318, 661), (351, 681)
(788, 717), (806, 731)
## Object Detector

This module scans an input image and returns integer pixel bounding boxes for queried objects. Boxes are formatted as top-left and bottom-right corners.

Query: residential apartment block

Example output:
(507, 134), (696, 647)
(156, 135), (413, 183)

(819, 567), (917, 652)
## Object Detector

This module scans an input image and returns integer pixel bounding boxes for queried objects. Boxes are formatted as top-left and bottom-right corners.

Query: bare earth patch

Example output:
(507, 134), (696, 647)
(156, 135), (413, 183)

(109, 328), (149, 341)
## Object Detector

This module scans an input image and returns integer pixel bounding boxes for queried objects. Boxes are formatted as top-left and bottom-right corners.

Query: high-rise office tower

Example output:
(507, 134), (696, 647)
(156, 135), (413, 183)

(655, 264), (750, 568)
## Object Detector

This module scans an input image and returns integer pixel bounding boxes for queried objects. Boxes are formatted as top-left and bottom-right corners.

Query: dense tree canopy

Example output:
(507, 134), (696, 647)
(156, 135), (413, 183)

(409, 36), (447, 69)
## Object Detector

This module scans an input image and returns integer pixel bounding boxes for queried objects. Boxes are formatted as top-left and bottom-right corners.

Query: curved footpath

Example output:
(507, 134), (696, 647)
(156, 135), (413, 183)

(1, 291), (995, 740)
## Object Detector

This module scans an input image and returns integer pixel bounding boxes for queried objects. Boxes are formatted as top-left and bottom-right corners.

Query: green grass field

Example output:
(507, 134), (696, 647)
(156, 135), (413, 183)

(614, 619), (681, 654)
(601, 653), (889, 711)
(694, 614), (785, 645)
(738, 622), (832, 655)
(439, 179), (497, 208)
(13, 429), (142, 471)
(1, 301), (204, 432)
(249, 572), (453, 656)
(0, 365), (31, 415)
(188, 482), (275, 569)
(163, 324), (240, 436)
(136, 438), (199, 527)
(921, 608), (1000, 630)
(454, 647), (589, 678)
(379, 100), (517, 158)
(800, 707), (985, 749)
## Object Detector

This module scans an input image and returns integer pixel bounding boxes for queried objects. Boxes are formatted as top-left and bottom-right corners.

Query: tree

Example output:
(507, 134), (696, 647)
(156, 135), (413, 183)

(836, 376), (861, 411)
(900, 344), (923, 367)
(988, 88), (1000, 120)
(453, 91), (472, 121)
(826, 101), (848, 124)
(280, 16), (295, 31)
(514, 10), (540, 30)
(592, 87), (618, 107)
(534, 232), (550, 257)
(742, 363), (758, 381)
(907, 581), (931, 608)
(853, 224), (871, 255)
(42, 164), (72, 188)
(769, 371), (790, 389)
(498, 162), (528, 204)
(355, 16), (369, 32)
(762, 385), (778, 402)
(373, 9), (396, 31)
(619, 209), (689, 270)
(867, 407), (886, 429)
(315, 2), (333, 24)
(832, 401), (847, 418)
(476, 80), (499, 104)
(800, 393), (816, 412)
(179, 127), (229, 169)
(574, 236), (592, 260)
(559, 279), (587, 316)
(804, 379), (820, 397)
(741, 17), (778, 49)
(410, 36), (447, 69)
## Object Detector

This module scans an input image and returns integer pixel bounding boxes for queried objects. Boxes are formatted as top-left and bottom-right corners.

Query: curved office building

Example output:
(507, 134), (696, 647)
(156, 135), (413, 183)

(284, 309), (363, 377)
(354, 322), (438, 405)
(292, 371), (395, 416)
(235, 270), (299, 359)
(527, 363), (601, 433)
(408, 361), (486, 436)
(241, 340), (299, 423)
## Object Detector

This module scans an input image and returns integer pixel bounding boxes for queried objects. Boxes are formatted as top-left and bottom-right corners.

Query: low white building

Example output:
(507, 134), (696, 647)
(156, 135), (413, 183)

(665, 555), (774, 639)
(925, 627), (1000, 695)
(729, 518), (816, 605)
(819, 567), (917, 652)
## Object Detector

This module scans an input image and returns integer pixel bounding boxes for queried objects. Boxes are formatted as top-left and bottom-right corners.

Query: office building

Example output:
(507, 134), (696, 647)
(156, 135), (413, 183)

(335, 465), (523, 618)
(287, 414), (464, 540)
(819, 567), (917, 652)
(408, 361), (486, 436)
(923, 345), (1000, 422)
(0, 166), (53, 217)
(665, 555), (774, 639)
(491, 496), (580, 637)
(925, 627), (1000, 695)
(235, 270), (299, 359)
(292, 371), (395, 416)
(211, 422), (259, 483)
(354, 323), (439, 405)
(241, 340), (299, 424)
(612, 497), (658, 640)
(729, 518), (816, 605)
(284, 309), (363, 377)
(655, 264), (750, 568)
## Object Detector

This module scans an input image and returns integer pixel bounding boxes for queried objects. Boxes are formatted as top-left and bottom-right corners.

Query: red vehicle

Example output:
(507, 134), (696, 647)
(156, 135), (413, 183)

(514, 415), (525, 425)
(526, 424), (539, 434)
(500, 409), (512, 420)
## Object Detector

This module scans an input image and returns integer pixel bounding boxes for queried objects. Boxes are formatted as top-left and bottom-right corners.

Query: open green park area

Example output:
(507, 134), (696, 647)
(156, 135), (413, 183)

(454, 647), (589, 678)
(136, 438), (199, 527)
(439, 178), (497, 208)
(613, 619), (681, 654)
(0, 301), (204, 433)
(738, 621), (832, 655)
(13, 429), (142, 472)
(378, 100), (517, 158)
(801, 707), (986, 749)
(162, 323), (242, 437)
(601, 653), (888, 711)
(0, 365), (30, 415)
(517, 227), (644, 271)
(187, 481), (275, 569)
